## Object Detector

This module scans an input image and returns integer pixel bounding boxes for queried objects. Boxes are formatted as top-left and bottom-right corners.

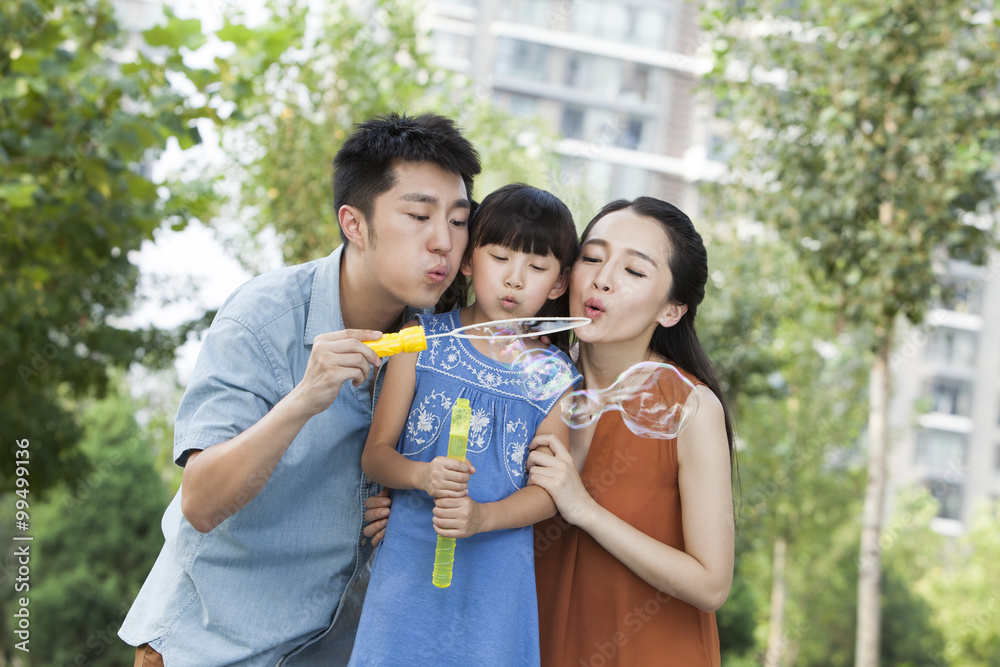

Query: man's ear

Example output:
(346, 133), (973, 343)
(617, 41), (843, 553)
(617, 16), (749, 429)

(657, 302), (688, 328)
(339, 205), (367, 251)
(547, 272), (569, 300)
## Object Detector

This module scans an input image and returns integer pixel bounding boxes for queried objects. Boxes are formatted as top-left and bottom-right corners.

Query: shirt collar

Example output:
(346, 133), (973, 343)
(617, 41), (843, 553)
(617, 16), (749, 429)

(304, 245), (345, 347)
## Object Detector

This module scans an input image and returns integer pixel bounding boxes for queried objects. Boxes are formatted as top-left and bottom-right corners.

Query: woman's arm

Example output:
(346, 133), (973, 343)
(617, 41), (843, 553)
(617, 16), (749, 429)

(361, 348), (474, 497)
(432, 401), (567, 537)
(527, 385), (734, 612)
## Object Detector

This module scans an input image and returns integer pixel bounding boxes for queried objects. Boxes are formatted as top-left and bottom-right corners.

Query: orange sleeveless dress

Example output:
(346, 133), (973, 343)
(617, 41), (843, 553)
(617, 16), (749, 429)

(534, 370), (721, 666)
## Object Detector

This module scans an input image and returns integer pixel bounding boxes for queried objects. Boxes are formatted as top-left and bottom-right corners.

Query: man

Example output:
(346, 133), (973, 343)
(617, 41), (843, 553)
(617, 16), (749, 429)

(120, 113), (481, 666)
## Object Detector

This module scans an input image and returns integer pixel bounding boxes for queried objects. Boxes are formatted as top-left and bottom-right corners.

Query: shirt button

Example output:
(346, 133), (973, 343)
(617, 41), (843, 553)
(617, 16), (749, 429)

(360, 537), (368, 546)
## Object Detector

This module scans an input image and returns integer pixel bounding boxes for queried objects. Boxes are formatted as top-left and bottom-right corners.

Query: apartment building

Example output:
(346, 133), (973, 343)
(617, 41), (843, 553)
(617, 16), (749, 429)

(886, 257), (1000, 532)
(426, 0), (720, 212)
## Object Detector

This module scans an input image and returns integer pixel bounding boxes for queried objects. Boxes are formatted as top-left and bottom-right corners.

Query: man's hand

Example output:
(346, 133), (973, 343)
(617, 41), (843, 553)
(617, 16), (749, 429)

(363, 489), (391, 547)
(288, 330), (383, 419)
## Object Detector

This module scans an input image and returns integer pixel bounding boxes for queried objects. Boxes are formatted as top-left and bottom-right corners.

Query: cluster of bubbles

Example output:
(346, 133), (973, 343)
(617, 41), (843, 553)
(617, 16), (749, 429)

(484, 326), (575, 402)
(456, 319), (699, 440)
(560, 362), (699, 439)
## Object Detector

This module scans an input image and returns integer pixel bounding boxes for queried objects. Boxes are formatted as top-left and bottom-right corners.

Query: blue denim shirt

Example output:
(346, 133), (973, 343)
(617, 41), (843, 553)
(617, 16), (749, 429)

(120, 246), (408, 666)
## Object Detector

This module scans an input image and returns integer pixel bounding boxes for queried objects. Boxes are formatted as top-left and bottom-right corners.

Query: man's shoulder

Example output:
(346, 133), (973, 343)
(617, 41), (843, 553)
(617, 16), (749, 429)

(217, 254), (335, 335)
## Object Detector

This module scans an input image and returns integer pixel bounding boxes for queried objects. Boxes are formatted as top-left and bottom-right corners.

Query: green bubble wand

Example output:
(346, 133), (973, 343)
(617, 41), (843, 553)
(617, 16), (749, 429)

(431, 397), (472, 589)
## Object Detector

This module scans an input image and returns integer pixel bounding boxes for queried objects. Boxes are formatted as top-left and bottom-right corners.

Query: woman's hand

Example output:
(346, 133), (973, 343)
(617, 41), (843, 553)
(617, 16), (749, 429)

(432, 496), (485, 538)
(526, 434), (596, 526)
(363, 489), (391, 547)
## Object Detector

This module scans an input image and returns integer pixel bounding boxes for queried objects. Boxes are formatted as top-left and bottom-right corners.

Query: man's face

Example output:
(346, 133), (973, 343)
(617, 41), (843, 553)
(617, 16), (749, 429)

(361, 161), (471, 311)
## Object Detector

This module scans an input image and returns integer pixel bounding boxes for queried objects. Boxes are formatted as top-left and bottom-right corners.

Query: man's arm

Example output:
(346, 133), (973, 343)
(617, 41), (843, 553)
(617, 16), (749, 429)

(181, 329), (382, 533)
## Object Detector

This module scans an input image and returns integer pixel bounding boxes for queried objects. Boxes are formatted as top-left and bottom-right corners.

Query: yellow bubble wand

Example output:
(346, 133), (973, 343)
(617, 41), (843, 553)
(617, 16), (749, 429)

(363, 317), (590, 358)
(431, 397), (472, 588)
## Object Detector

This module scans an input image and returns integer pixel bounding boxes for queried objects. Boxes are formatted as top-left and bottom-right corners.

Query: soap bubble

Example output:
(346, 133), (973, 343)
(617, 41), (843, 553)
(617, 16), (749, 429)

(512, 349), (574, 402)
(478, 330), (574, 402)
(560, 362), (699, 439)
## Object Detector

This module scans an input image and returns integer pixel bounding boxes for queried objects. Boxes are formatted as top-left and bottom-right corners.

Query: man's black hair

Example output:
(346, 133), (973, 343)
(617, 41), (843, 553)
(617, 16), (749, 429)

(333, 112), (482, 243)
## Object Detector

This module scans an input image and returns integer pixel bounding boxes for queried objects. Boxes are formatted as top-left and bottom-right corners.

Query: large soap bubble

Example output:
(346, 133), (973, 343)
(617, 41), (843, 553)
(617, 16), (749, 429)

(560, 362), (699, 439)
(484, 330), (574, 402)
(512, 349), (575, 402)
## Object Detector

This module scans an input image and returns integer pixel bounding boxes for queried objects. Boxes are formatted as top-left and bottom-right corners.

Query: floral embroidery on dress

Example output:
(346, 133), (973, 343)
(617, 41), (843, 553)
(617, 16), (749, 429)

(467, 408), (491, 453)
(403, 389), (449, 457)
(502, 415), (530, 488)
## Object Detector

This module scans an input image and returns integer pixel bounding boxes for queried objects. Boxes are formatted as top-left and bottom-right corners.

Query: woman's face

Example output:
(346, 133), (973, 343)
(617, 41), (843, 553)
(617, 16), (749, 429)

(569, 208), (686, 345)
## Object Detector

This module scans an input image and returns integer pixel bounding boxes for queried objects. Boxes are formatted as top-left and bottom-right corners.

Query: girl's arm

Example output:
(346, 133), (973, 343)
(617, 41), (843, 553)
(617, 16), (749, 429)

(361, 346), (474, 498)
(527, 385), (734, 612)
(432, 400), (566, 537)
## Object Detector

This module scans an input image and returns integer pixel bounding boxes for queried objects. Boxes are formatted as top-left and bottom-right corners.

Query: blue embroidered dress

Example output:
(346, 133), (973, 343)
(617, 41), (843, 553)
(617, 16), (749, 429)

(349, 310), (581, 666)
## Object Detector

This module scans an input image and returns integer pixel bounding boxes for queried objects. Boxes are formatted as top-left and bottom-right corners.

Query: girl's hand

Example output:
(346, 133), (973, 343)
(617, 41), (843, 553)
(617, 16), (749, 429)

(421, 457), (476, 499)
(432, 496), (485, 538)
(526, 434), (596, 526)
(363, 489), (391, 547)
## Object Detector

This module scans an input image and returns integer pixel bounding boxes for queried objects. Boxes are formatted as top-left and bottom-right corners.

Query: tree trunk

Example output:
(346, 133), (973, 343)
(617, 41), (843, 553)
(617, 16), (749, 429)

(764, 536), (788, 667)
(855, 337), (891, 667)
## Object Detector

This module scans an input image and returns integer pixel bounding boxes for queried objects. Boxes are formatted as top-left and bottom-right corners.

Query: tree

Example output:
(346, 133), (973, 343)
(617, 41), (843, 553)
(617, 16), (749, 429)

(2, 382), (169, 665)
(203, 0), (564, 268)
(0, 0), (220, 495)
(705, 2), (1000, 663)
(698, 229), (868, 663)
(918, 501), (1000, 665)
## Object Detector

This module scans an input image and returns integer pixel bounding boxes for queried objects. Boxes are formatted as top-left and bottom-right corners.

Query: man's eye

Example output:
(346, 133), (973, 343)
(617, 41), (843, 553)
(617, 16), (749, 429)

(409, 214), (429, 221)
(451, 218), (468, 227)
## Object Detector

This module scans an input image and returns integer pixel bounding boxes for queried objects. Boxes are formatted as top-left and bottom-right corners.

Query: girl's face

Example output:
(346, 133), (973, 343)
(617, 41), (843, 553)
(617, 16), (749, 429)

(461, 244), (567, 321)
(570, 209), (686, 345)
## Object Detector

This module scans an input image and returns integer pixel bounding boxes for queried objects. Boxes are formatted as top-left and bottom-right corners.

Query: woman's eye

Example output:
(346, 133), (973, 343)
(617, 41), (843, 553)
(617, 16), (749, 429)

(580, 255), (600, 263)
(626, 268), (646, 278)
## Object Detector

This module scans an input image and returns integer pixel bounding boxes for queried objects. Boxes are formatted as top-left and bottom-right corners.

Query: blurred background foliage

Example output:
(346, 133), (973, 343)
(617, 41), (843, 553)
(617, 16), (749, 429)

(2, 0), (1000, 664)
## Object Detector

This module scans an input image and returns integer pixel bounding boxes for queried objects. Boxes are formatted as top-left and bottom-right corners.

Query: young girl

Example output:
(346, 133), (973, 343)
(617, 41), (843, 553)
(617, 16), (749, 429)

(527, 197), (735, 666)
(349, 184), (581, 666)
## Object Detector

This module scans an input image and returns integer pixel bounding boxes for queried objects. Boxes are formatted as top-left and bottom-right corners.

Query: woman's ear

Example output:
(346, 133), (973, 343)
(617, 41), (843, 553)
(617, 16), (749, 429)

(339, 205), (368, 251)
(657, 302), (688, 328)
(547, 272), (569, 300)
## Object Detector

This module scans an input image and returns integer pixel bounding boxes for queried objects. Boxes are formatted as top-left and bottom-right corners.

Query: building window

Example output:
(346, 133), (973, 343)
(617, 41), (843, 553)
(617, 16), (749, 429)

(994, 443), (1000, 484)
(934, 277), (983, 315)
(925, 327), (978, 368)
(498, 0), (551, 26)
(924, 479), (963, 521)
(506, 93), (539, 117)
(926, 377), (974, 417)
(569, 0), (668, 48)
(495, 38), (550, 82)
(915, 429), (967, 472)
(560, 106), (585, 139)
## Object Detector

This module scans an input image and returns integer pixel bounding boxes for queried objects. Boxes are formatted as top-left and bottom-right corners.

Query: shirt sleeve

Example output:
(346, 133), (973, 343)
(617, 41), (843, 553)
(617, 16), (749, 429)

(172, 315), (288, 465)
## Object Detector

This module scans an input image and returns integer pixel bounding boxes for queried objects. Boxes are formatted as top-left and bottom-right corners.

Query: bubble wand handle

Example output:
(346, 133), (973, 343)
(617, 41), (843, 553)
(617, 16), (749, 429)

(363, 326), (428, 357)
(431, 398), (472, 589)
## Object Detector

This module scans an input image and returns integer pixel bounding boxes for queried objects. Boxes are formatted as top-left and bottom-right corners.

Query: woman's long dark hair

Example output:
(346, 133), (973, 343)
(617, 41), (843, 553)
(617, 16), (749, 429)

(580, 197), (736, 459)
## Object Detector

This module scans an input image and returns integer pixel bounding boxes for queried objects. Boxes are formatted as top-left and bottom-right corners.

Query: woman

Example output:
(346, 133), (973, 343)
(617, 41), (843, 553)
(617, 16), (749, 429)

(363, 197), (735, 665)
(527, 197), (734, 666)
